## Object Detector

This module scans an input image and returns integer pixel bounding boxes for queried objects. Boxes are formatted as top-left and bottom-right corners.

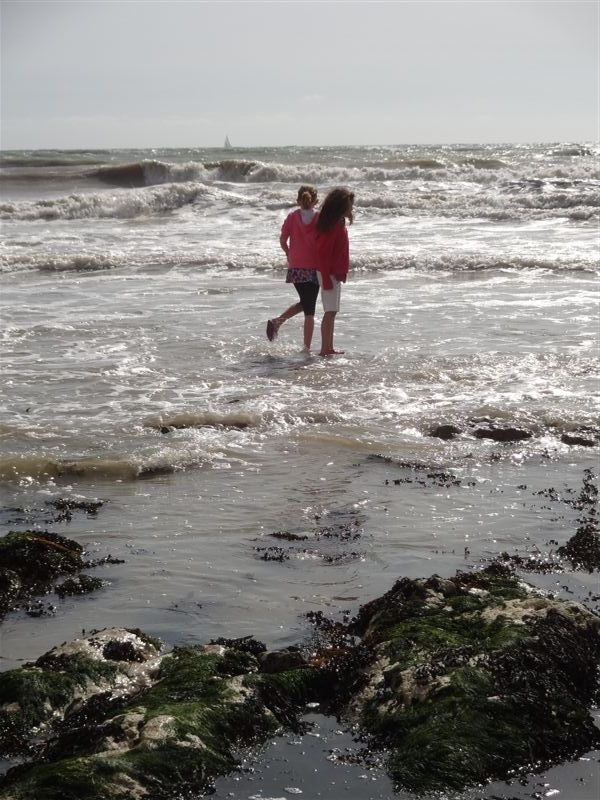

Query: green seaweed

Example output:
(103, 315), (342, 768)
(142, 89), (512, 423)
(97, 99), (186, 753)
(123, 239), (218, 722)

(2, 563), (599, 799)
(55, 574), (104, 597)
(0, 756), (112, 800)
(0, 530), (83, 582)
(0, 655), (119, 754)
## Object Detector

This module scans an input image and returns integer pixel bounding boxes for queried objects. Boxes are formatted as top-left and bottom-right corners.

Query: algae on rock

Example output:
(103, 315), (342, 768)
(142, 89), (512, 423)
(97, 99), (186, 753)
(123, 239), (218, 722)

(325, 565), (600, 794)
(1, 566), (599, 799)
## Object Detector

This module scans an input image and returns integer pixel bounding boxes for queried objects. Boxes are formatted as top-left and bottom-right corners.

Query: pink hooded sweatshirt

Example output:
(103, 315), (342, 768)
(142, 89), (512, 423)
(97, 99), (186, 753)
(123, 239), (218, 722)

(280, 209), (318, 268)
(315, 221), (349, 290)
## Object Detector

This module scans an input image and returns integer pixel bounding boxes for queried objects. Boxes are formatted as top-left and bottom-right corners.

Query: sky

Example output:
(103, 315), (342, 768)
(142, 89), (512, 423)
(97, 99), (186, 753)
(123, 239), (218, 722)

(1, 0), (598, 149)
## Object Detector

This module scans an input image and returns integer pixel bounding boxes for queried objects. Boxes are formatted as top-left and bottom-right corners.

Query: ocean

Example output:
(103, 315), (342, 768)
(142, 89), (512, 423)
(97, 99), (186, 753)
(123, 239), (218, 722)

(0, 143), (598, 799)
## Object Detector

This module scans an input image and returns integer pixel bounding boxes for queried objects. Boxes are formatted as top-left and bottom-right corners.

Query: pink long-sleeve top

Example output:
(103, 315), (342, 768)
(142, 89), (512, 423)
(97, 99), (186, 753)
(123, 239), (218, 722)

(280, 209), (318, 268)
(315, 221), (349, 290)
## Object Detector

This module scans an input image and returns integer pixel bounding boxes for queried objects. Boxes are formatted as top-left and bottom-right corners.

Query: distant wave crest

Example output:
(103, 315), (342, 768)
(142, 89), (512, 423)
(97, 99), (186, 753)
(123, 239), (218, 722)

(0, 182), (209, 221)
(90, 159), (208, 187)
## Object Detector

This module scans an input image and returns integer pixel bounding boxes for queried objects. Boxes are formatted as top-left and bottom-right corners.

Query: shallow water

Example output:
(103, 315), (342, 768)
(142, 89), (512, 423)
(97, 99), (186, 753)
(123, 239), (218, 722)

(0, 143), (598, 798)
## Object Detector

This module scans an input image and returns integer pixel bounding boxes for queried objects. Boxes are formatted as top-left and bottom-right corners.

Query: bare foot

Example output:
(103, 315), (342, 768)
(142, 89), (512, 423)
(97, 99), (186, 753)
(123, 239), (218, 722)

(319, 349), (345, 357)
(266, 319), (282, 341)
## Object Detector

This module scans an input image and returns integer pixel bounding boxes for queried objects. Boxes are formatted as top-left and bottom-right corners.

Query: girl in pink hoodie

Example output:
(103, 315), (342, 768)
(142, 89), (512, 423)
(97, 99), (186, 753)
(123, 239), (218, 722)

(266, 185), (319, 351)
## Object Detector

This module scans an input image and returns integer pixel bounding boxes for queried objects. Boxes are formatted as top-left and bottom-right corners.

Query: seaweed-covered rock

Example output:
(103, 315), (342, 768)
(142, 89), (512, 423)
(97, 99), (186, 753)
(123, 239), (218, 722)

(0, 530), (113, 618)
(324, 565), (600, 794)
(0, 530), (83, 582)
(54, 575), (104, 598)
(0, 628), (161, 759)
(1, 569), (599, 799)
(0, 635), (306, 800)
(0, 530), (85, 617)
(558, 468), (599, 570)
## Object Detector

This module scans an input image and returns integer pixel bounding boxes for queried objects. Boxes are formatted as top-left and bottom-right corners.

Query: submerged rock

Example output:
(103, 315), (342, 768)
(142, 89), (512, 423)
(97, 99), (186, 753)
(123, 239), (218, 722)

(1, 567), (598, 799)
(54, 575), (104, 597)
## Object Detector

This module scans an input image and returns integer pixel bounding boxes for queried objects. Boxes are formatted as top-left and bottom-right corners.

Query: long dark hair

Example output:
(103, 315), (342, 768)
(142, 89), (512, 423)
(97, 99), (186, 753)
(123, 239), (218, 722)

(316, 188), (354, 233)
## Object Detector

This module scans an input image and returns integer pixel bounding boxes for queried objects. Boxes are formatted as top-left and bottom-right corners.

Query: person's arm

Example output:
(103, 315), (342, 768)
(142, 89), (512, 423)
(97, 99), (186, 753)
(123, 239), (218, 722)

(279, 232), (289, 259)
(280, 215), (291, 261)
(320, 257), (334, 290)
(331, 225), (349, 283)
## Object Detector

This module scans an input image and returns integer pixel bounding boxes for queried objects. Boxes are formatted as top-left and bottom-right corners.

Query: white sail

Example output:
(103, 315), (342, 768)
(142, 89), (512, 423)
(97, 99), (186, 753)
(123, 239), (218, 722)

(224, 135), (232, 149)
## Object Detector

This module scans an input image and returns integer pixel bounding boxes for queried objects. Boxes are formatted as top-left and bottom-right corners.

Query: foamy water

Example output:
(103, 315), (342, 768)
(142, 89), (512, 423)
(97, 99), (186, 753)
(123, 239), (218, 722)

(0, 143), (599, 798)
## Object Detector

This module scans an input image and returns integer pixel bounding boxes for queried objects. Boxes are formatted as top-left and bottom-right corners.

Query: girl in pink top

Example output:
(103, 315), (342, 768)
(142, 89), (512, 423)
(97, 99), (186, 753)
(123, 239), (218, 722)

(266, 185), (319, 351)
(315, 187), (354, 357)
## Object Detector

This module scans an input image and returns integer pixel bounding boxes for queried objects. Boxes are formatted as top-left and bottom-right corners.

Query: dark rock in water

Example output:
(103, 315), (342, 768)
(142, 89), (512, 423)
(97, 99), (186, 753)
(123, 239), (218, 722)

(473, 425), (532, 442)
(0, 530), (83, 582)
(45, 498), (104, 522)
(561, 433), (596, 447)
(24, 599), (57, 618)
(0, 530), (115, 619)
(1, 498), (105, 528)
(0, 530), (84, 618)
(494, 471), (599, 574)
(559, 521), (600, 572)
(429, 424), (462, 440)
(210, 635), (267, 657)
(1, 568), (598, 799)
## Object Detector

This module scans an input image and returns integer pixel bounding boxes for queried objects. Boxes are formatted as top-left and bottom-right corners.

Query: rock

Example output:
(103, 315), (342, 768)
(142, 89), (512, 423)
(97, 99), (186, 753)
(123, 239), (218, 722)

(320, 565), (600, 794)
(259, 647), (308, 674)
(0, 530), (109, 619)
(0, 628), (162, 761)
(561, 434), (595, 447)
(1, 568), (598, 799)
(429, 424), (462, 440)
(0, 634), (306, 800)
(473, 426), (532, 442)
(557, 469), (599, 571)
(55, 575), (104, 598)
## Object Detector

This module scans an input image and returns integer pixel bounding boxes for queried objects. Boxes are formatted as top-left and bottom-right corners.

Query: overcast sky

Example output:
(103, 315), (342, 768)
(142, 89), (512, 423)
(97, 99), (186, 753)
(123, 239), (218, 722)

(1, 0), (597, 149)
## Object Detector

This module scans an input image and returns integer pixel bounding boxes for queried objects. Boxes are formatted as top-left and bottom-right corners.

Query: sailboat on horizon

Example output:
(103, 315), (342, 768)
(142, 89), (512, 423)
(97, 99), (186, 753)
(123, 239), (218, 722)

(224, 135), (232, 149)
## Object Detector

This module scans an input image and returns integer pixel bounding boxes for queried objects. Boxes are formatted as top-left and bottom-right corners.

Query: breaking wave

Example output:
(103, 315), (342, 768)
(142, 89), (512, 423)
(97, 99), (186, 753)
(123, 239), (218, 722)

(0, 183), (210, 221)
(0, 455), (192, 482)
(145, 411), (260, 431)
(2, 247), (596, 276)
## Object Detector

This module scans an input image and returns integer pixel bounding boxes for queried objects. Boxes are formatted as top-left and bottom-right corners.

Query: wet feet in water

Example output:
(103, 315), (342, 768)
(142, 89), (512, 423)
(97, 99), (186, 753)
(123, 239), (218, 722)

(266, 320), (278, 341)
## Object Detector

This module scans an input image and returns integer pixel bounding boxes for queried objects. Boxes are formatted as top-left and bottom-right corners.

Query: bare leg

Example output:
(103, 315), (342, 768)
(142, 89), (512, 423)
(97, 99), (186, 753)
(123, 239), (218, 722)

(267, 302), (302, 340)
(273, 302), (302, 332)
(303, 315), (314, 350)
(320, 311), (339, 356)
